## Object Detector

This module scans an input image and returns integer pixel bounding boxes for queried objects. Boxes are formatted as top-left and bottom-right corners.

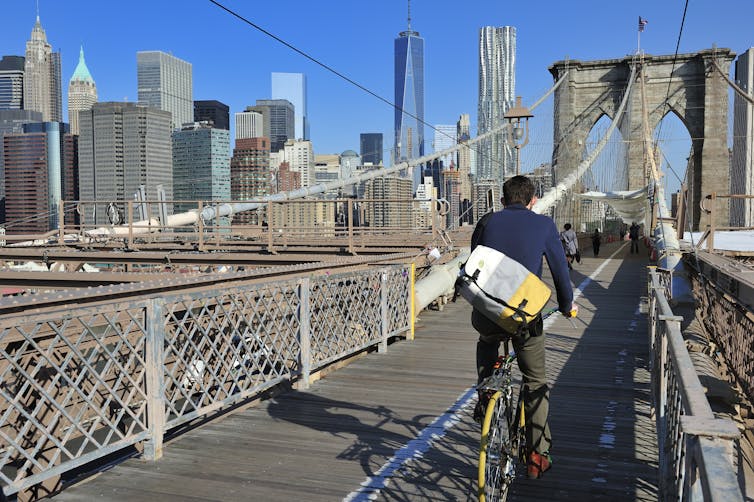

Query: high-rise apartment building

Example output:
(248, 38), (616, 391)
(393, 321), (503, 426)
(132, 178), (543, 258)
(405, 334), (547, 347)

(394, 12), (424, 171)
(433, 125), (456, 168)
(193, 100), (229, 131)
(235, 110), (263, 140)
(276, 161), (300, 193)
(23, 17), (62, 122)
(0, 56), (25, 110)
(731, 47), (754, 227)
(172, 122), (230, 215)
(360, 133), (383, 166)
(281, 139), (315, 188)
(271, 72), (308, 140)
(230, 137), (271, 225)
(2, 122), (76, 233)
(246, 100), (294, 152)
(364, 176), (413, 228)
(67, 46), (97, 135)
(137, 51), (193, 129)
(78, 102), (172, 225)
(478, 26), (516, 181)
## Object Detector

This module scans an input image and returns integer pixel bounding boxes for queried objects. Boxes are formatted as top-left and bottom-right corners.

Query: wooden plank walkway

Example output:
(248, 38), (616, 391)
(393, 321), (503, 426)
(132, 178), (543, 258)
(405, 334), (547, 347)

(53, 241), (658, 501)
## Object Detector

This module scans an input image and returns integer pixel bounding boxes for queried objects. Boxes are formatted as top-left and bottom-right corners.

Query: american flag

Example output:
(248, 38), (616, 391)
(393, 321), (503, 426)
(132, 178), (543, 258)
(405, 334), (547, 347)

(638, 16), (648, 32)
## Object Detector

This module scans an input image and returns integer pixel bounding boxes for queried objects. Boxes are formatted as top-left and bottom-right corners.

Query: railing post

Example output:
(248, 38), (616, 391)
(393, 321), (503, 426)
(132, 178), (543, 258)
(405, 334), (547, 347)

(143, 299), (166, 461)
(267, 200), (275, 254)
(379, 270), (388, 353)
(348, 199), (354, 255)
(197, 201), (204, 251)
(58, 199), (65, 245)
(298, 278), (311, 389)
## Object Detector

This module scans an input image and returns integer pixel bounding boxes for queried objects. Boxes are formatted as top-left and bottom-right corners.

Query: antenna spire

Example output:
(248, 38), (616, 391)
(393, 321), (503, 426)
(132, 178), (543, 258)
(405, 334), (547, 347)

(35, 0), (39, 21)
(407, 0), (411, 32)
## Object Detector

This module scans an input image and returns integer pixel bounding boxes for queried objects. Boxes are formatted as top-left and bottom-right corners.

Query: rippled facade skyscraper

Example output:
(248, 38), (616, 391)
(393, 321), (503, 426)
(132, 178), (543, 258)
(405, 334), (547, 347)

(477, 26), (516, 182)
(394, 5), (424, 186)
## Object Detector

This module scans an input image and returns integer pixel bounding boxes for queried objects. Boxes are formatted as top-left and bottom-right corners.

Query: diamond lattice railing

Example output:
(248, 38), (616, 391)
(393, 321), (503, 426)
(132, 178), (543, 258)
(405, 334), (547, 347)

(0, 303), (149, 492)
(161, 281), (301, 427)
(309, 270), (382, 367)
(385, 267), (411, 336)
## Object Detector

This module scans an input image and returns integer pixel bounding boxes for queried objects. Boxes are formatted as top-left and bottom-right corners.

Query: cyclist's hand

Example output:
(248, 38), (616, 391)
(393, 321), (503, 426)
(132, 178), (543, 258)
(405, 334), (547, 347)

(562, 305), (578, 318)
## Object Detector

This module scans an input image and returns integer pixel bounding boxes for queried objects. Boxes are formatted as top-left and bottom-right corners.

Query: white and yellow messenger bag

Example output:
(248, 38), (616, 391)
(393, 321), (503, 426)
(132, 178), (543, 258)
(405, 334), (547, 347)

(456, 245), (551, 332)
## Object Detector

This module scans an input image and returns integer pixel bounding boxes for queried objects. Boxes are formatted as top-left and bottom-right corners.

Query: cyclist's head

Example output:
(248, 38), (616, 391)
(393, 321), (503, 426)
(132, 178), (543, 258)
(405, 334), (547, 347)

(564, 223), (572, 230)
(502, 175), (536, 207)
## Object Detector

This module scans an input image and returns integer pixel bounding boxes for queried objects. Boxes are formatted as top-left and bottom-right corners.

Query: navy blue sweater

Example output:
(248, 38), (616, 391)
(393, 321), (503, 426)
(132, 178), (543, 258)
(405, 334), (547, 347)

(471, 204), (573, 314)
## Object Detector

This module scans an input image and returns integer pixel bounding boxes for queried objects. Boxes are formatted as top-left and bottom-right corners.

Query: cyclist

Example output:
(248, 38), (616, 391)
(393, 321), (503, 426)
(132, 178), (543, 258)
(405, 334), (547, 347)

(470, 175), (575, 479)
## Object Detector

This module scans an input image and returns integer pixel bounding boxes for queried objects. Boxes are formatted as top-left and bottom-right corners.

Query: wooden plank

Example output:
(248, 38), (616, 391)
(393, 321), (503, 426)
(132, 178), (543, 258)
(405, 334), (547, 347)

(55, 242), (660, 500)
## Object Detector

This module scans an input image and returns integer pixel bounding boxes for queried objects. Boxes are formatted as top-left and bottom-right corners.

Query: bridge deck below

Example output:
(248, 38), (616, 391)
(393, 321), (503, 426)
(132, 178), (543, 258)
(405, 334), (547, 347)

(54, 241), (659, 501)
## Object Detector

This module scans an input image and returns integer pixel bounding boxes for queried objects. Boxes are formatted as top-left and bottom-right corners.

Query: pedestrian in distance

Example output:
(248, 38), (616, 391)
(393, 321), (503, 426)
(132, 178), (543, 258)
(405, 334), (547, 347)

(560, 223), (578, 269)
(629, 222), (640, 254)
(592, 228), (601, 257)
(470, 175), (575, 479)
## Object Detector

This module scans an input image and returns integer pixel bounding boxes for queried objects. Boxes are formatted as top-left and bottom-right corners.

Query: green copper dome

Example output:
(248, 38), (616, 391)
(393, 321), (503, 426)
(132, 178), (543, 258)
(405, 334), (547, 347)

(71, 46), (94, 83)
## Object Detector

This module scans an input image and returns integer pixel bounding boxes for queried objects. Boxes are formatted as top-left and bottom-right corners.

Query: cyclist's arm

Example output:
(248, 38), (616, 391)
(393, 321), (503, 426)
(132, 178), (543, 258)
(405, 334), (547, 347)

(544, 221), (574, 314)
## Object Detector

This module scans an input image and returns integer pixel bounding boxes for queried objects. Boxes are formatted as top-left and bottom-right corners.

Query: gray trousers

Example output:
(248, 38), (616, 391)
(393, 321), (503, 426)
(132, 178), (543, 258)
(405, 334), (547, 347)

(473, 309), (552, 455)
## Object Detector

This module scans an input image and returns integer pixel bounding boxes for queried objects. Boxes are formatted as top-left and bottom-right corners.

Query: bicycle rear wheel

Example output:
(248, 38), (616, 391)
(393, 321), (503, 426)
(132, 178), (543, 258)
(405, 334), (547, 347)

(478, 391), (515, 502)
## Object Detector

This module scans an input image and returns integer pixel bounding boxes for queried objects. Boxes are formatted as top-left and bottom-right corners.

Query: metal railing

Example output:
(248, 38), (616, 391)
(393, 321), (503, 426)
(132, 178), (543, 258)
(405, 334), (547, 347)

(0, 265), (411, 499)
(647, 267), (742, 501)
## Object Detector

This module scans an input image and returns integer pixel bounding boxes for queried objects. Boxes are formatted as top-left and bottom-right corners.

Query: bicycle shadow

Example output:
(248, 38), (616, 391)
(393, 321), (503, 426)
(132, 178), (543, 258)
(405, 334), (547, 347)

(267, 390), (479, 501)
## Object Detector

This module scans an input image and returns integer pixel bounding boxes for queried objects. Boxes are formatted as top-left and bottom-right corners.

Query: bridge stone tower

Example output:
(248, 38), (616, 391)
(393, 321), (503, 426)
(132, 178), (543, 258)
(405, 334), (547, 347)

(549, 48), (735, 231)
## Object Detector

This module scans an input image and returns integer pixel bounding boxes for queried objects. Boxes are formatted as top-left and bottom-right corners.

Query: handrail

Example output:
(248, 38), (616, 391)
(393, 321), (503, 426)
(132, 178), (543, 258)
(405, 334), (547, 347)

(647, 267), (742, 501)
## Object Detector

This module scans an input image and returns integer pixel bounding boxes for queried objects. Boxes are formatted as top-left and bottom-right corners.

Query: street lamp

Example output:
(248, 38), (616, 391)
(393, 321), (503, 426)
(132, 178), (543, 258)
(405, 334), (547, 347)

(504, 96), (534, 175)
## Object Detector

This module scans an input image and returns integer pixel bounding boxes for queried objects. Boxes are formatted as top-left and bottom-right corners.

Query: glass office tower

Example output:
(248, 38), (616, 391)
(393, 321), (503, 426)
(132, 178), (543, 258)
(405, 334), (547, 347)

(394, 18), (424, 175)
(271, 72), (308, 140)
(137, 51), (193, 129)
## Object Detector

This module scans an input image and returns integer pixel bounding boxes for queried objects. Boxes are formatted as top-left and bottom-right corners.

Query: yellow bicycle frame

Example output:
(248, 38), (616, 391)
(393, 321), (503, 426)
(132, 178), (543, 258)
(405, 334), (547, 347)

(478, 390), (502, 502)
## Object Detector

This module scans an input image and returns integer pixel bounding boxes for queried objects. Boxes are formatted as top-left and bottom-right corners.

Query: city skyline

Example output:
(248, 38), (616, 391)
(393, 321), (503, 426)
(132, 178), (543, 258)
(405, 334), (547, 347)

(4, 1), (753, 156)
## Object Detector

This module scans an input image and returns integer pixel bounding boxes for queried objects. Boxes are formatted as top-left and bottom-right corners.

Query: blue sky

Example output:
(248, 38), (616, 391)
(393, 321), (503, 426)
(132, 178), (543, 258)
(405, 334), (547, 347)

(2, 0), (754, 172)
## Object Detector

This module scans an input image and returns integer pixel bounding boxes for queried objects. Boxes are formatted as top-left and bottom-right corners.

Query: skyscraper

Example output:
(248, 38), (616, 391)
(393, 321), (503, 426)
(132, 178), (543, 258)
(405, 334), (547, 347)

(137, 51), (193, 129)
(78, 102), (172, 224)
(456, 113), (472, 204)
(247, 100), (294, 152)
(67, 46), (97, 135)
(271, 72), (308, 140)
(235, 109), (263, 140)
(0, 56), (25, 110)
(0, 109), (43, 223)
(194, 100), (229, 131)
(360, 133), (383, 166)
(394, 3), (424, 172)
(172, 122), (230, 215)
(2, 122), (76, 233)
(731, 47), (754, 227)
(478, 26), (516, 181)
(23, 16), (62, 122)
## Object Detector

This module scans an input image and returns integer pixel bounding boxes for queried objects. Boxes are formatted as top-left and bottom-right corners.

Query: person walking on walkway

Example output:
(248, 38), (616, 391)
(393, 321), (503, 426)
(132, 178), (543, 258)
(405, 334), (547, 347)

(470, 175), (575, 479)
(560, 223), (578, 269)
(629, 222), (640, 254)
(592, 228), (601, 257)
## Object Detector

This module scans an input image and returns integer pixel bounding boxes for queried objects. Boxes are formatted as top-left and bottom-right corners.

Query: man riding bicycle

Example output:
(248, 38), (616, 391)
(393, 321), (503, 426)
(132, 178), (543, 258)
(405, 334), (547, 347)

(470, 175), (575, 479)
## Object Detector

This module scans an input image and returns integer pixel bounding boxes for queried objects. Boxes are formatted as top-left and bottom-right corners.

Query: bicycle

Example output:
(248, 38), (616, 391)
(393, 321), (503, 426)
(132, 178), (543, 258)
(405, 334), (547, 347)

(477, 307), (576, 502)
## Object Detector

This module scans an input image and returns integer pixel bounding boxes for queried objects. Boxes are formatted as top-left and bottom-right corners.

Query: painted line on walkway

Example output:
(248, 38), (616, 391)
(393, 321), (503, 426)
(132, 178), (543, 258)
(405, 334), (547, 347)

(344, 243), (627, 500)
(343, 386), (476, 501)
